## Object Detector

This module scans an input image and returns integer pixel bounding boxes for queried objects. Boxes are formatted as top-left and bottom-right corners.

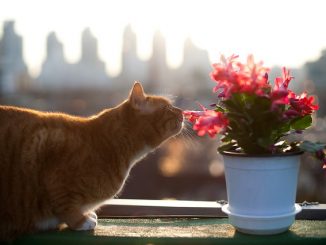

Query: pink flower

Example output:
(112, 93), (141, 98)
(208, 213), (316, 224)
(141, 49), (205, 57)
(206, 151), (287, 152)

(275, 67), (293, 90)
(183, 109), (228, 138)
(289, 92), (319, 116)
(244, 55), (270, 90)
(183, 110), (205, 123)
(270, 68), (301, 111)
(271, 89), (289, 108)
(210, 54), (270, 98)
(210, 54), (239, 97)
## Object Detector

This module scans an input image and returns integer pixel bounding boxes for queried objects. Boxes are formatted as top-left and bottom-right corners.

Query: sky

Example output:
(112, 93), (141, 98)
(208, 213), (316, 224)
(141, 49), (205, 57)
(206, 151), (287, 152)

(1, 0), (326, 77)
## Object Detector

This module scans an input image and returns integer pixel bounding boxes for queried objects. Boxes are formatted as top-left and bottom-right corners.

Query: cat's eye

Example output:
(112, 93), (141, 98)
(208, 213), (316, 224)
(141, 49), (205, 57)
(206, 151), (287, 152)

(164, 105), (173, 110)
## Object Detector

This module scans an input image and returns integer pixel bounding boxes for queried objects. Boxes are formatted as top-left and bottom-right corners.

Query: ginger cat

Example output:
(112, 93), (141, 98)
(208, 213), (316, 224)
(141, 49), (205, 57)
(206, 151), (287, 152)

(0, 82), (183, 240)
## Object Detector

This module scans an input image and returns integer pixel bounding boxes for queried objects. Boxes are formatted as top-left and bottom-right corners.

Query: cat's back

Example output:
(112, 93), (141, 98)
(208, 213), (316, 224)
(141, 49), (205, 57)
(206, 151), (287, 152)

(0, 106), (42, 139)
(0, 105), (87, 128)
(0, 105), (88, 162)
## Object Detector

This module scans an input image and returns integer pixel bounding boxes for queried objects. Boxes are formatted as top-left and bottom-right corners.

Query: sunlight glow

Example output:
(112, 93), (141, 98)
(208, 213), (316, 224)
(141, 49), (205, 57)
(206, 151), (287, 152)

(1, 0), (326, 77)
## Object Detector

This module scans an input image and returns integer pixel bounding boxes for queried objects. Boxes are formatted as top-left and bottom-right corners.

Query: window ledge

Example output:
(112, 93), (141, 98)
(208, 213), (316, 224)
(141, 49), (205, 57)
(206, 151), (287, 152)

(11, 199), (326, 245)
(98, 199), (326, 220)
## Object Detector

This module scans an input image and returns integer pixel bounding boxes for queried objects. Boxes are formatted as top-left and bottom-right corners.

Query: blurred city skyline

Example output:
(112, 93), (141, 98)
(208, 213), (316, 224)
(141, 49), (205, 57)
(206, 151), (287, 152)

(1, 0), (326, 77)
(0, 20), (214, 94)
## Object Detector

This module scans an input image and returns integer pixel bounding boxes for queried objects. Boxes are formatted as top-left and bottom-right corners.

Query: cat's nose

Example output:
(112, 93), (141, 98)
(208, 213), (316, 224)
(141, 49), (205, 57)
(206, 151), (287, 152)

(174, 107), (184, 121)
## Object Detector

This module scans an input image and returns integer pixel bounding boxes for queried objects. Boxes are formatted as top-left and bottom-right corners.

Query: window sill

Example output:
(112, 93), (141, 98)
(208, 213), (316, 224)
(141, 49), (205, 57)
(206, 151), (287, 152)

(98, 199), (326, 220)
(11, 199), (326, 245)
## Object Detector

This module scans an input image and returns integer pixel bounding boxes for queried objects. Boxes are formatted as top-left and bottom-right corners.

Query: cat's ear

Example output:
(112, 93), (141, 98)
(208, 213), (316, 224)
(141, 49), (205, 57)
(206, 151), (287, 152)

(129, 81), (146, 110)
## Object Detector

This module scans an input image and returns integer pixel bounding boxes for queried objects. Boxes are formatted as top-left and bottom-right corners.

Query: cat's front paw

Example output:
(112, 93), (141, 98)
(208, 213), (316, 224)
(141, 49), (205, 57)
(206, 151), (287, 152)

(75, 216), (97, 231)
(88, 211), (97, 220)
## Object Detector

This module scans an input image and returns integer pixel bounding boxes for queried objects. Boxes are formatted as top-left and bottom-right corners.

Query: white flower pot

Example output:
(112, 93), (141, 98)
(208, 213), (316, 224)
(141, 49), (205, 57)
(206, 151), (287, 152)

(220, 151), (303, 235)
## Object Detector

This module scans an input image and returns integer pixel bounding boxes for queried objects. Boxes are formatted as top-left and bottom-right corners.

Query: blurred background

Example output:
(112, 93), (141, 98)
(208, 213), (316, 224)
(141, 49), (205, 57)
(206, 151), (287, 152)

(0, 0), (326, 202)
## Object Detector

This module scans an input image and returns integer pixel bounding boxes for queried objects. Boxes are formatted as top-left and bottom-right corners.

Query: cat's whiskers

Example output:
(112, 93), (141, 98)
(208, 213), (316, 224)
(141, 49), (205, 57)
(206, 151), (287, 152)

(175, 121), (199, 149)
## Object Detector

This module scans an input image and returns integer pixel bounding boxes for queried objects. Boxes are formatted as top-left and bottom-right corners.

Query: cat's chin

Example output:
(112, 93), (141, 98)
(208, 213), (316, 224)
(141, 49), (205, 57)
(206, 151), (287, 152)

(173, 120), (184, 136)
(162, 124), (184, 143)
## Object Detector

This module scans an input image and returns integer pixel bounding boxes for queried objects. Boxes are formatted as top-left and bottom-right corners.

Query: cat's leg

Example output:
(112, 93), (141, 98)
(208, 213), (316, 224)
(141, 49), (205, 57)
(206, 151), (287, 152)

(35, 217), (60, 231)
(49, 194), (98, 231)
(55, 208), (97, 231)
(87, 211), (97, 220)
(47, 184), (98, 231)
(73, 212), (98, 231)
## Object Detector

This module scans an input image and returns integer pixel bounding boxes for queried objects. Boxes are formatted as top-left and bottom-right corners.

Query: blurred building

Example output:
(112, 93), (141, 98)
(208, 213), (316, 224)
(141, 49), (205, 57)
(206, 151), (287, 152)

(146, 31), (169, 92)
(117, 25), (148, 90)
(6, 22), (214, 95)
(0, 21), (28, 94)
(305, 50), (326, 116)
(37, 32), (68, 89)
(37, 28), (110, 90)
(175, 38), (211, 94)
(77, 28), (109, 87)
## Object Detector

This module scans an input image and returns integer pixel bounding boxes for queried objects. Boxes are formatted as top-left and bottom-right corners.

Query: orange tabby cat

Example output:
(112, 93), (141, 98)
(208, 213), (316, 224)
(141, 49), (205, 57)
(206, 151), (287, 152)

(0, 82), (183, 240)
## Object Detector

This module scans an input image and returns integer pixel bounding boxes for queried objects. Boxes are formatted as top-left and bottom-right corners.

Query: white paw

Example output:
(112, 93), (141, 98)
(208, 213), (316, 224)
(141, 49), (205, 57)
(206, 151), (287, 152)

(88, 211), (97, 220)
(75, 216), (97, 231)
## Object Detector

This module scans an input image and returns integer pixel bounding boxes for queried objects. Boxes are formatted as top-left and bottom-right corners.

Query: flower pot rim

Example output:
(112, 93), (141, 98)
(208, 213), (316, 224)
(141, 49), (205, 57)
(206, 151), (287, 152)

(222, 204), (302, 219)
(219, 150), (304, 157)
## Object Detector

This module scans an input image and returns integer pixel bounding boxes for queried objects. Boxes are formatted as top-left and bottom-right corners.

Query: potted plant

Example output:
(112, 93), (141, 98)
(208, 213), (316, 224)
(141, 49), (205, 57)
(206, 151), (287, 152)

(184, 54), (326, 235)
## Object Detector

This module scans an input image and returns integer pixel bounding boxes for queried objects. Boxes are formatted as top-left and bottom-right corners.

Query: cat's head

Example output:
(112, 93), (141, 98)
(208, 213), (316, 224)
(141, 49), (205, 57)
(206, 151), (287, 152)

(125, 82), (183, 148)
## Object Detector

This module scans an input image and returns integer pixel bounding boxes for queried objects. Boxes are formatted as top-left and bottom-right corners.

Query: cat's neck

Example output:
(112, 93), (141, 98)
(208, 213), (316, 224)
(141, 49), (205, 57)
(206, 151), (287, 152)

(89, 102), (151, 166)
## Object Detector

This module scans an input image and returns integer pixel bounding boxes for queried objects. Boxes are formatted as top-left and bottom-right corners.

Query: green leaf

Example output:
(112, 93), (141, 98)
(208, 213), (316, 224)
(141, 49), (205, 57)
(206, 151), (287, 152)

(279, 122), (291, 134)
(257, 137), (274, 149)
(221, 134), (232, 143)
(291, 115), (312, 130)
(222, 99), (240, 113)
(214, 105), (225, 113)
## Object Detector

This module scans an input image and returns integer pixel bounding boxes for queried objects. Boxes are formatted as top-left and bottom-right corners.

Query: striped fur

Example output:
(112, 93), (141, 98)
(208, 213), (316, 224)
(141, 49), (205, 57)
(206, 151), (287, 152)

(0, 82), (183, 240)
